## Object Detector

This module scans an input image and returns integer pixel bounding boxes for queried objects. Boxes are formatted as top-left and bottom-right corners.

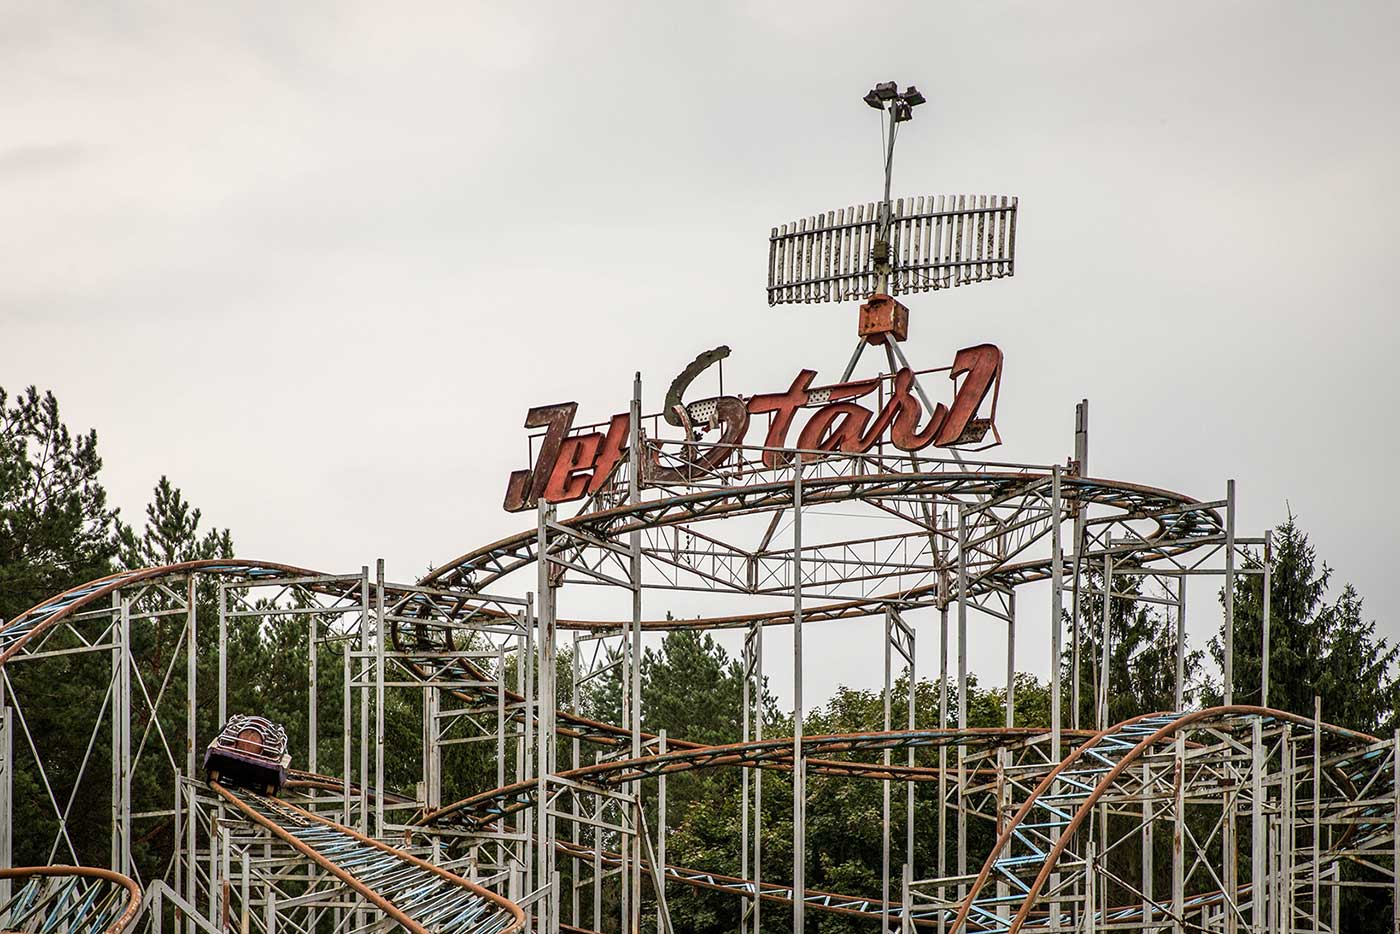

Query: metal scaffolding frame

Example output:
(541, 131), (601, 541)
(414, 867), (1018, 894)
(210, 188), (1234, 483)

(0, 382), (1396, 934)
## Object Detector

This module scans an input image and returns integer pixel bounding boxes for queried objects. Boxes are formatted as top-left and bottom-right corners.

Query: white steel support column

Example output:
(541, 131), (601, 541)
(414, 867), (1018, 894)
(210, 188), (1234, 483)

(628, 373), (643, 934)
(937, 507), (950, 912)
(374, 559), (386, 837)
(879, 607), (912, 934)
(744, 618), (764, 934)
(423, 681), (441, 815)
(1224, 479), (1236, 706)
(1142, 759), (1153, 929)
(1250, 719), (1264, 934)
(1175, 579), (1187, 713)
(186, 576), (198, 785)
(657, 729), (668, 934)
(956, 508), (968, 885)
(1172, 734), (1185, 934)
(341, 642), (352, 828)
(1223, 487), (1238, 934)
(1050, 466), (1062, 749)
(112, 594), (131, 875)
(1262, 530), (1273, 708)
(1393, 730), (1400, 934)
(1049, 469), (1062, 934)
(0, 706), (10, 882)
(539, 498), (558, 934)
(1098, 553), (1111, 731)
(1070, 399), (1089, 732)
(218, 585), (227, 727)
(882, 609), (893, 932)
(741, 628), (750, 934)
(1005, 592), (1016, 728)
(570, 636), (581, 929)
(308, 607), (318, 780)
(792, 456), (805, 934)
(358, 567), (370, 834)
(1313, 697), (1322, 933)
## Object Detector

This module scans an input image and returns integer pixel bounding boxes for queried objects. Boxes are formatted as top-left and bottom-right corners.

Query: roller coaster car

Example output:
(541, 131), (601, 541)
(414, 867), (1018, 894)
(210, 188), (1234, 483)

(203, 715), (291, 795)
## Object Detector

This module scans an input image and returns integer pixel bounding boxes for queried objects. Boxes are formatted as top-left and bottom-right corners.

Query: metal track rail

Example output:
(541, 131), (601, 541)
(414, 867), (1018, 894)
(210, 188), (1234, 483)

(0, 866), (142, 934)
(212, 783), (524, 934)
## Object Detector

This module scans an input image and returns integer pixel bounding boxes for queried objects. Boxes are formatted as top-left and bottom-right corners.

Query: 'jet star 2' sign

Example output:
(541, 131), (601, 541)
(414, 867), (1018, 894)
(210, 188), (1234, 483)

(503, 344), (1002, 513)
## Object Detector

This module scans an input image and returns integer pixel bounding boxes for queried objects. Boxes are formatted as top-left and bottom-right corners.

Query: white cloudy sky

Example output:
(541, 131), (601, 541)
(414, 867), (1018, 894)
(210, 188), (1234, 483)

(3, 2), (1397, 707)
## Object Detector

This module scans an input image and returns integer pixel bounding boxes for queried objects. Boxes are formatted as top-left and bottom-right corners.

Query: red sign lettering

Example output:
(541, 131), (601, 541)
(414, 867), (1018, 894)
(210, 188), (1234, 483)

(503, 344), (1002, 512)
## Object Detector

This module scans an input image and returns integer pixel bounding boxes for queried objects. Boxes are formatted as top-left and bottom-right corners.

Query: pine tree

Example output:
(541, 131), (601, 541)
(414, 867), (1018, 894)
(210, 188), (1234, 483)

(1208, 513), (1399, 731)
(0, 386), (121, 623)
(1065, 568), (1202, 727)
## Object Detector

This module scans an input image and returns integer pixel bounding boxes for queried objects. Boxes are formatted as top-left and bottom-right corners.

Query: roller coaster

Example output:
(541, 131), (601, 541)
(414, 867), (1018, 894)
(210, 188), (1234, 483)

(3, 91), (1397, 934)
(3, 422), (1398, 933)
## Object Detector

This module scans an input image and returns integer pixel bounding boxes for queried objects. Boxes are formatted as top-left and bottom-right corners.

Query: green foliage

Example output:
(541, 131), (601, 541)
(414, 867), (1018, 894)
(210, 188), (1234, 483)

(116, 476), (232, 568)
(0, 386), (121, 623)
(1206, 513), (1400, 732)
(1064, 568), (1202, 727)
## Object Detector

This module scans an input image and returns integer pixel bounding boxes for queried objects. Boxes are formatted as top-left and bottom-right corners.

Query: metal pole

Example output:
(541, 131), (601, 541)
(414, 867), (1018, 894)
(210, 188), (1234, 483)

(1098, 553), (1111, 731)
(186, 576), (197, 787)
(1175, 579), (1187, 712)
(571, 634), (580, 929)
(937, 508), (949, 904)
(904, 613), (914, 883)
(629, 372), (644, 934)
(752, 617), (764, 934)
(1048, 466), (1063, 934)
(218, 585), (227, 726)
(341, 642), (352, 828)
(1172, 734), (1185, 934)
(792, 456), (805, 934)
(658, 729), (668, 934)
(882, 608), (893, 933)
(1005, 591), (1016, 727)
(537, 510), (556, 932)
(1224, 479), (1236, 706)
(1143, 759), (1154, 929)
(1262, 530), (1272, 708)
(1313, 698), (1321, 934)
(374, 560), (386, 837)
(358, 567), (370, 834)
(876, 107), (897, 295)
(1223, 482), (1239, 934)
(308, 606), (318, 779)
(741, 632), (750, 934)
(1260, 722), (1271, 934)
(1071, 400), (1089, 732)
(956, 508), (968, 885)
(1050, 467), (1063, 749)
(0, 707), (10, 882)
(1393, 729), (1400, 934)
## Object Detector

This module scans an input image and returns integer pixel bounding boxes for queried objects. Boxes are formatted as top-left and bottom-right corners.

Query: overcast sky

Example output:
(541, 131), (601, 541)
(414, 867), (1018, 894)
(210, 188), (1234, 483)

(3, 2), (1397, 707)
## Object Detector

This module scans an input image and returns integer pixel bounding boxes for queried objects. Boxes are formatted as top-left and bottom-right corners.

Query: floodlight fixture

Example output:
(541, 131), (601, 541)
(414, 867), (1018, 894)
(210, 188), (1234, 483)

(903, 85), (926, 106)
(863, 89), (883, 109)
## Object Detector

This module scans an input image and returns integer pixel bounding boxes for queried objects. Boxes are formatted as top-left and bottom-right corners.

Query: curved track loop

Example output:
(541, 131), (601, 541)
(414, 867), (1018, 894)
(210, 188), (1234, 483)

(951, 706), (1389, 933)
(0, 559), (324, 667)
(420, 473), (1223, 627)
(213, 782), (524, 934)
(0, 866), (142, 934)
(417, 728), (1083, 829)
